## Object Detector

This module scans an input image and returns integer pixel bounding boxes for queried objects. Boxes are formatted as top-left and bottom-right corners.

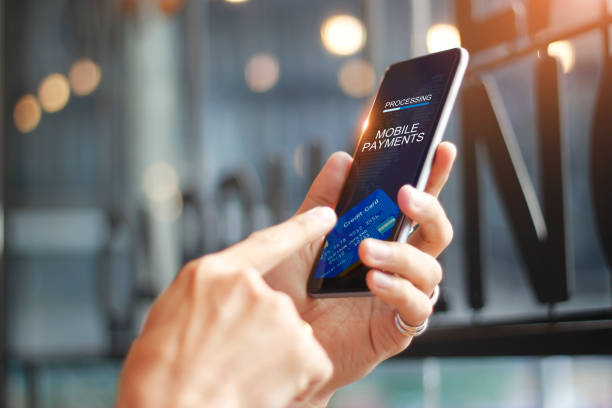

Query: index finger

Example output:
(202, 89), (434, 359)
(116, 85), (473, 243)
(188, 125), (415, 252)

(218, 206), (337, 274)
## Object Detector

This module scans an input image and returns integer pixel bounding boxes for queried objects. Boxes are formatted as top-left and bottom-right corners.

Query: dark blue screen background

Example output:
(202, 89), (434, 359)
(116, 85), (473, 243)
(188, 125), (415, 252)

(312, 50), (459, 282)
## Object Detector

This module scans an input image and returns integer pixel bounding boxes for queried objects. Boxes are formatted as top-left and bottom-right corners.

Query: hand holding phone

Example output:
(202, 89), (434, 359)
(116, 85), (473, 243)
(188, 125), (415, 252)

(308, 48), (468, 296)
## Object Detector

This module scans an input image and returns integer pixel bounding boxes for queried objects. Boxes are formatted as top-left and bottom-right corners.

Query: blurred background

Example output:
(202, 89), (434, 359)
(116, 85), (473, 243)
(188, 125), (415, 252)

(2, 0), (612, 407)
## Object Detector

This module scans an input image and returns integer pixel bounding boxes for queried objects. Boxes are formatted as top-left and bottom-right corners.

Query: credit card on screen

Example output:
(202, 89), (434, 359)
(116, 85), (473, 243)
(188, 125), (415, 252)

(314, 189), (399, 279)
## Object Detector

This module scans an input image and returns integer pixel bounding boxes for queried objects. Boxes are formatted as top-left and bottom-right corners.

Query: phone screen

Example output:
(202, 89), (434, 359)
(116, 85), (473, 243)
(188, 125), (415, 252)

(308, 49), (462, 295)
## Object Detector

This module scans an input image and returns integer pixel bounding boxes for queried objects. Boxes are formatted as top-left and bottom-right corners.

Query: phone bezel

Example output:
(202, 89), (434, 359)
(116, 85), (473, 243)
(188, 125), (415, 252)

(307, 47), (469, 297)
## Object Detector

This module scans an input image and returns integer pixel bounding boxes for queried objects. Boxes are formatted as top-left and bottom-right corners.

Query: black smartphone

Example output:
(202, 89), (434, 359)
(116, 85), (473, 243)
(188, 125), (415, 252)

(307, 48), (469, 297)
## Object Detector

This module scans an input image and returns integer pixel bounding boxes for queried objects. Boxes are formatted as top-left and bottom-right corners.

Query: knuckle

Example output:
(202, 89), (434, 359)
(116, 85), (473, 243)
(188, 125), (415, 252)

(431, 260), (443, 286)
(399, 289), (432, 324)
(195, 255), (224, 277)
(272, 292), (297, 313)
(233, 267), (259, 290)
(422, 192), (437, 212)
(179, 259), (199, 275)
(417, 296), (434, 321)
(318, 355), (334, 381)
(442, 220), (454, 246)
(183, 257), (216, 288)
(294, 213), (311, 230)
(224, 268), (262, 303)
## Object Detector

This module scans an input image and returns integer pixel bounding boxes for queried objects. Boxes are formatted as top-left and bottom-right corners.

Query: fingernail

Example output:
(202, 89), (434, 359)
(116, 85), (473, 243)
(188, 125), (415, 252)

(365, 239), (390, 261)
(407, 186), (426, 210)
(371, 270), (393, 290)
(308, 206), (336, 225)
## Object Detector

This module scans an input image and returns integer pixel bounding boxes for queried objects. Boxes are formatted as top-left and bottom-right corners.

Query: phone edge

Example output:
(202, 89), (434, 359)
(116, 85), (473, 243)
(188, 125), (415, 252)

(396, 47), (469, 243)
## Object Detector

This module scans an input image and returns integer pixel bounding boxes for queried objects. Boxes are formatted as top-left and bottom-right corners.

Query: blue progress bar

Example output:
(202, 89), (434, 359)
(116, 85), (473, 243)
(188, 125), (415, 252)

(383, 101), (430, 113)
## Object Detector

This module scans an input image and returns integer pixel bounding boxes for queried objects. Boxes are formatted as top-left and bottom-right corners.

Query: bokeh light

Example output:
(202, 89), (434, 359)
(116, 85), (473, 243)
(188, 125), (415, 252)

(158, 0), (186, 15)
(426, 24), (461, 53)
(245, 53), (280, 93)
(547, 41), (576, 73)
(13, 94), (42, 134)
(69, 58), (102, 96)
(338, 59), (376, 98)
(149, 191), (183, 222)
(38, 73), (71, 113)
(293, 144), (305, 177)
(143, 162), (182, 222)
(321, 14), (366, 56)
(143, 161), (180, 203)
(224, 0), (248, 3)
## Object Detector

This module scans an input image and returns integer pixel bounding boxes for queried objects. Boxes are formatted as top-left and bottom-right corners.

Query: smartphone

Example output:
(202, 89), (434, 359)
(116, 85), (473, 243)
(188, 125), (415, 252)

(307, 48), (469, 297)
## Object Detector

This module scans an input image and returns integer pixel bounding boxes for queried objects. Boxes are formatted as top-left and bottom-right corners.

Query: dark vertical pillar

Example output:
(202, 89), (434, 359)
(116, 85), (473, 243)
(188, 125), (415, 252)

(536, 54), (569, 300)
(0, 0), (5, 404)
(461, 86), (484, 310)
(591, 54), (612, 271)
(462, 77), (569, 305)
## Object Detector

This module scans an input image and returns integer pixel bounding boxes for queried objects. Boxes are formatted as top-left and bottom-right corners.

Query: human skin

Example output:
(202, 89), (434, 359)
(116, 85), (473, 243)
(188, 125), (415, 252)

(115, 206), (341, 408)
(265, 142), (457, 407)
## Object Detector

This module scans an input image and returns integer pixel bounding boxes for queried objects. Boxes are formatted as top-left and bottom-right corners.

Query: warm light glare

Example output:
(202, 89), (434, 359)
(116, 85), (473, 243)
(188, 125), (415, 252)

(426, 24), (461, 53)
(321, 14), (366, 56)
(362, 117), (369, 132)
(224, 0), (248, 3)
(245, 53), (280, 93)
(69, 58), (102, 96)
(13, 94), (42, 134)
(338, 59), (376, 98)
(547, 41), (576, 73)
(38, 73), (71, 113)
(158, 0), (186, 15)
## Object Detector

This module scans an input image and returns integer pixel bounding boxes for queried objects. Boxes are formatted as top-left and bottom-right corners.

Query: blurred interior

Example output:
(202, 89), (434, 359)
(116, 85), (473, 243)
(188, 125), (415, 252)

(2, 0), (612, 407)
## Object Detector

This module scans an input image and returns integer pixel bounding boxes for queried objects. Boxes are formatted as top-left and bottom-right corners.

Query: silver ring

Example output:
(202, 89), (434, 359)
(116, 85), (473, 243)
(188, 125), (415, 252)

(394, 312), (428, 336)
(430, 284), (440, 305)
(394, 285), (440, 337)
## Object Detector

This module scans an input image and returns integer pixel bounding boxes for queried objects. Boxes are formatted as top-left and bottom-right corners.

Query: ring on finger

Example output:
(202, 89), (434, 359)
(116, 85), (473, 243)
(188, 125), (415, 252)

(430, 284), (440, 306)
(394, 285), (441, 337)
(394, 312), (428, 336)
